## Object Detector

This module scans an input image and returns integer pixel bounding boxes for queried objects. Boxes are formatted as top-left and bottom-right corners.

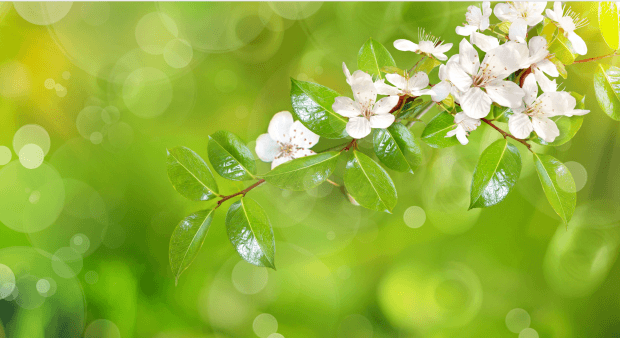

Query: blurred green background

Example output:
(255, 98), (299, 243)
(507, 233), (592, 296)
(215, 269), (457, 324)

(1, 2), (620, 337)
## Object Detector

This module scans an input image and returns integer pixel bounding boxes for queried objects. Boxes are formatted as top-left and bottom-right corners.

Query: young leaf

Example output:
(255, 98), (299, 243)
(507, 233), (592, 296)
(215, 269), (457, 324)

(373, 123), (422, 174)
(594, 63), (620, 121)
(344, 151), (397, 213)
(491, 104), (510, 123)
(290, 79), (348, 139)
(469, 139), (521, 209)
(208, 131), (257, 181)
(167, 146), (219, 201)
(533, 153), (576, 225)
(260, 151), (340, 191)
(421, 111), (460, 148)
(225, 198), (275, 269)
(412, 57), (442, 74)
(169, 209), (215, 284)
(357, 38), (396, 80)
(533, 92), (585, 146)
(599, 2), (619, 50)
(548, 55), (567, 79)
(548, 30), (577, 65)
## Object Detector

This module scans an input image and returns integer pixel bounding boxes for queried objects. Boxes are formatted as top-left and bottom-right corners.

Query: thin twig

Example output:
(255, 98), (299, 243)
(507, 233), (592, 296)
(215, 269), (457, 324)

(573, 51), (618, 64)
(340, 139), (357, 152)
(481, 118), (532, 151)
(326, 179), (341, 187)
(407, 101), (437, 127)
(215, 179), (266, 209)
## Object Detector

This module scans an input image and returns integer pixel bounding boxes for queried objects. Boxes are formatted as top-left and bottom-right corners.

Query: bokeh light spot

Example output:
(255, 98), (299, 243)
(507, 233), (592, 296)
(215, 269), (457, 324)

(135, 12), (179, 55)
(52, 247), (83, 278)
(519, 328), (539, 338)
(85, 270), (99, 284)
(163, 38), (194, 69)
(29, 190), (41, 204)
(101, 106), (120, 124)
(563, 161), (587, 192)
(0, 61), (30, 98)
(90, 132), (103, 145)
(71, 233), (91, 254)
(36, 278), (50, 294)
(0, 146), (11, 165)
(13, 2), (73, 25)
(404, 206), (426, 228)
(337, 314), (373, 338)
(267, 334), (284, 338)
(253, 313), (278, 338)
(0, 264), (16, 299)
(19, 143), (45, 169)
(62, 71), (71, 80)
(506, 308), (531, 333)
(122, 67), (173, 118)
(231, 260), (268, 295)
(44, 78), (56, 89)
(13, 124), (51, 155)
(84, 319), (121, 338)
(80, 2), (109, 26)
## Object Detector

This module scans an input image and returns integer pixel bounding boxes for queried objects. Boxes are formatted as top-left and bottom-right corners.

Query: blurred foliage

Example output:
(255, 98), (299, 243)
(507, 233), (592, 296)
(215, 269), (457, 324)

(0, 2), (620, 337)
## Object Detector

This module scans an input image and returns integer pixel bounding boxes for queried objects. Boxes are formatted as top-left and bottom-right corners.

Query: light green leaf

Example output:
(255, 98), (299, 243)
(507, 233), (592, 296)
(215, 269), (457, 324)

(420, 111), (460, 148)
(169, 209), (214, 284)
(208, 131), (257, 181)
(599, 2), (619, 50)
(497, 21), (511, 34)
(549, 55), (567, 79)
(260, 151), (340, 191)
(344, 151), (397, 213)
(290, 79), (348, 139)
(381, 66), (406, 77)
(412, 56), (442, 74)
(469, 139), (521, 209)
(549, 29), (577, 65)
(225, 198), (275, 269)
(167, 146), (219, 201)
(533, 153), (576, 225)
(491, 104), (510, 123)
(594, 63), (620, 121)
(373, 123), (422, 173)
(533, 92), (585, 146)
(357, 38), (396, 80)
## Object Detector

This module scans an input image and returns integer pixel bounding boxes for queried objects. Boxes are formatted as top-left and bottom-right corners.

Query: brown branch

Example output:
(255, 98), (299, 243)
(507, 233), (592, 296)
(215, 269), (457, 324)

(215, 179), (266, 209)
(519, 67), (532, 87)
(573, 51), (618, 64)
(340, 139), (357, 152)
(481, 118), (532, 151)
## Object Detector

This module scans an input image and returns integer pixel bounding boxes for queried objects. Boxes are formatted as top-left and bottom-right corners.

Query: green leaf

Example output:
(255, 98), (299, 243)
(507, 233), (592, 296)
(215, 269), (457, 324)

(260, 151), (340, 191)
(208, 131), (257, 181)
(412, 57), (442, 74)
(225, 198), (275, 269)
(469, 139), (521, 209)
(548, 29), (577, 65)
(290, 79), (348, 139)
(549, 55), (567, 79)
(533, 92), (585, 146)
(538, 18), (556, 42)
(599, 2), (619, 50)
(497, 21), (511, 34)
(373, 123), (422, 173)
(420, 111), (460, 148)
(381, 66), (406, 77)
(533, 153), (576, 225)
(169, 209), (214, 284)
(167, 146), (219, 201)
(594, 63), (620, 121)
(491, 104), (510, 123)
(344, 151), (397, 213)
(357, 38), (396, 80)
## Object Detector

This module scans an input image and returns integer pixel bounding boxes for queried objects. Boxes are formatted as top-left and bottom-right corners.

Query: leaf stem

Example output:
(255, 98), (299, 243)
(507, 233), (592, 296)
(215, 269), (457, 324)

(326, 178), (341, 187)
(481, 118), (532, 151)
(406, 101), (436, 127)
(573, 51), (618, 64)
(340, 139), (357, 152)
(215, 179), (266, 209)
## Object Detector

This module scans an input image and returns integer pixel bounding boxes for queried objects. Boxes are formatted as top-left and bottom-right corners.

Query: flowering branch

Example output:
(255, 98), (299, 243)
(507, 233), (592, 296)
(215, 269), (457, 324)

(481, 118), (532, 151)
(573, 51), (618, 64)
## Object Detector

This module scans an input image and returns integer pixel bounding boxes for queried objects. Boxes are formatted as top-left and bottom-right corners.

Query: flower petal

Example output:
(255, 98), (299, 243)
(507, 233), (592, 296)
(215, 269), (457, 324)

(533, 69), (558, 93)
(485, 80), (525, 108)
(508, 112), (534, 139)
(407, 71), (430, 91)
(352, 80), (377, 106)
(394, 39), (419, 52)
(446, 62), (473, 92)
(342, 62), (352, 84)
(532, 116), (560, 142)
(493, 3), (513, 22)
(372, 96), (399, 115)
(459, 38), (480, 76)
(255, 133), (279, 162)
(567, 31), (587, 55)
(385, 73), (407, 91)
(431, 81), (452, 102)
(369, 113), (396, 129)
(289, 121), (320, 149)
(522, 74), (538, 107)
(481, 41), (527, 80)
(346, 117), (372, 139)
(350, 70), (374, 87)
(268, 111), (294, 143)
(456, 25), (478, 36)
(271, 155), (293, 169)
(333, 96), (362, 118)
(471, 32), (500, 53)
(461, 87), (492, 119)
(374, 79), (400, 96)
(509, 18), (528, 43)
(291, 148), (316, 159)
(434, 42), (453, 53)
(536, 59), (559, 77)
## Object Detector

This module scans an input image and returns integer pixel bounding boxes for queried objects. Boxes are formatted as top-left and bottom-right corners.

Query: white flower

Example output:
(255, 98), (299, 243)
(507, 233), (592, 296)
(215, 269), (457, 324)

(255, 111), (320, 169)
(446, 112), (481, 145)
(332, 80), (399, 139)
(342, 62), (373, 86)
(494, 2), (546, 43)
(545, 1), (588, 55)
(376, 71), (433, 97)
(456, 1), (499, 53)
(446, 39), (525, 119)
(431, 55), (462, 102)
(520, 36), (559, 92)
(394, 29), (453, 61)
(508, 74), (590, 142)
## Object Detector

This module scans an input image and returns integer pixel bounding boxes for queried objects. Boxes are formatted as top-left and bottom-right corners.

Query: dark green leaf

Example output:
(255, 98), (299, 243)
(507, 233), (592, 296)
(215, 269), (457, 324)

(533, 153), (576, 224)
(420, 111), (460, 148)
(225, 198), (275, 269)
(373, 123), (422, 173)
(208, 131), (257, 181)
(599, 2), (619, 50)
(260, 151), (340, 191)
(169, 209), (214, 284)
(594, 63), (620, 121)
(344, 151), (397, 213)
(167, 146), (219, 201)
(357, 38), (396, 80)
(290, 79), (348, 139)
(470, 139), (521, 209)
(533, 92), (585, 146)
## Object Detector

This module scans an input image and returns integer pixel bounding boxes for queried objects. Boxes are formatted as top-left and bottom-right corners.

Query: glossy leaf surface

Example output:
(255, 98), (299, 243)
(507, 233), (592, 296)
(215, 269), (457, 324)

(373, 123), (422, 173)
(167, 146), (219, 201)
(599, 2), (619, 50)
(290, 79), (348, 139)
(358, 38), (396, 80)
(169, 209), (215, 284)
(421, 111), (460, 148)
(534, 153), (576, 225)
(260, 151), (340, 191)
(344, 151), (397, 213)
(594, 63), (620, 121)
(208, 131), (257, 181)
